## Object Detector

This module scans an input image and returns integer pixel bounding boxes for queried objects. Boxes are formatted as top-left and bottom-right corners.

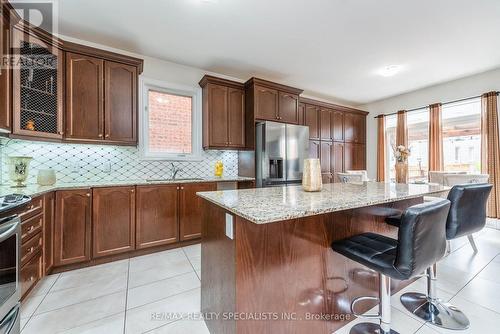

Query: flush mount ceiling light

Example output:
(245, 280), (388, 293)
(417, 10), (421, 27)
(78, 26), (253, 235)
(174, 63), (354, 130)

(377, 65), (403, 77)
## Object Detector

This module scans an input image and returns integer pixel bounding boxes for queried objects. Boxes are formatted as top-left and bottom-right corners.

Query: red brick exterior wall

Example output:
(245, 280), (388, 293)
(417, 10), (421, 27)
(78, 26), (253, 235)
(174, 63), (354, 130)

(148, 91), (192, 153)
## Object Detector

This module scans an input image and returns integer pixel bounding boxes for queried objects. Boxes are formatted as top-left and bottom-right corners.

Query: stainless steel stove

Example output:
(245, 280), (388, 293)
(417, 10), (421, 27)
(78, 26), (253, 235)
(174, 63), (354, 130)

(0, 194), (31, 334)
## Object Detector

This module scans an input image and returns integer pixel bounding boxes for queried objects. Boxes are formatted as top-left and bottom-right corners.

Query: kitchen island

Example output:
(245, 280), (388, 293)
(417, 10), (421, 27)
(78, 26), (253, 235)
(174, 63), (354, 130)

(197, 182), (449, 334)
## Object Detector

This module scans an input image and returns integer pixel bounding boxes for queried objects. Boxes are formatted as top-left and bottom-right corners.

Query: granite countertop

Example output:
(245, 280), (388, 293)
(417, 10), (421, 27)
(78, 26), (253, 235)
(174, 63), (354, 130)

(0, 176), (254, 197)
(197, 182), (450, 224)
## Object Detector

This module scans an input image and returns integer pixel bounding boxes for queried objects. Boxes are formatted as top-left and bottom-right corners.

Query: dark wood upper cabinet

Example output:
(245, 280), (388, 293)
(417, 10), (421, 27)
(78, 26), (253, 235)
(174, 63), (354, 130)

(0, 14), (10, 132)
(92, 186), (136, 258)
(65, 52), (104, 141)
(345, 113), (366, 143)
(332, 110), (344, 142)
(200, 76), (245, 150)
(179, 182), (217, 241)
(254, 85), (279, 121)
(54, 189), (91, 266)
(104, 61), (137, 144)
(227, 87), (245, 147)
(298, 102), (305, 125)
(12, 28), (64, 139)
(278, 92), (299, 124)
(320, 108), (332, 141)
(305, 104), (320, 139)
(136, 184), (179, 249)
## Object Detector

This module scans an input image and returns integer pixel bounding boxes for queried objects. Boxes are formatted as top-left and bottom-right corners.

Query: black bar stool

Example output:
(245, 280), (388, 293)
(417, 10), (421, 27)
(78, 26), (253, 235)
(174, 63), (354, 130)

(397, 183), (492, 330)
(332, 200), (451, 334)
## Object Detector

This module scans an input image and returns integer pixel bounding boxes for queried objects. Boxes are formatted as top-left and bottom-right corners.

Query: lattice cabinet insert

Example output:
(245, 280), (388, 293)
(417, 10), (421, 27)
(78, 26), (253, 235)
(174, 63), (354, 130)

(12, 29), (63, 139)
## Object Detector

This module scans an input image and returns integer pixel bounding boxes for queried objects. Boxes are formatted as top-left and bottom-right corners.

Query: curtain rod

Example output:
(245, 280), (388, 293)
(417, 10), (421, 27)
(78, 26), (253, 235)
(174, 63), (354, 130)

(374, 91), (499, 118)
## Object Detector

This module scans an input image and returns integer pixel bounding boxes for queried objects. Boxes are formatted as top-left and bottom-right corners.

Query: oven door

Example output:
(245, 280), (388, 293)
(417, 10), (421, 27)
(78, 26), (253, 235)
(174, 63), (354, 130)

(0, 216), (21, 324)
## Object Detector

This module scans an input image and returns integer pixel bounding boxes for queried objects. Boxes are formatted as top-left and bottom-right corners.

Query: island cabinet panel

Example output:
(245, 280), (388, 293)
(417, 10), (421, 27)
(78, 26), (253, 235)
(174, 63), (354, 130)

(254, 85), (279, 121)
(200, 197), (424, 334)
(278, 91), (299, 124)
(54, 189), (92, 266)
(199, 76), (245, 149)
(92, 186), (136, 258)
(179, 182), (217, 241)
(104, 61), (137, 144)
(305, 104), (320, 139)
(136, 184), (179, 249)
(65, 52), (104, 141)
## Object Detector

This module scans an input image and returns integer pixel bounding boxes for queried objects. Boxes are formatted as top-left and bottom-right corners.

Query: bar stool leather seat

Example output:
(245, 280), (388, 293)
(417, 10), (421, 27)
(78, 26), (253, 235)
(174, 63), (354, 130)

(332, 199), (451, 334)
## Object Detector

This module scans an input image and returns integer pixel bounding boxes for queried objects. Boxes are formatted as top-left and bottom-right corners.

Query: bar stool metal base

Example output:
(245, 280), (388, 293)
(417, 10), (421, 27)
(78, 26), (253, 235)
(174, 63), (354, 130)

(400, 292), (470, 330)
(349, 322), (399, 334)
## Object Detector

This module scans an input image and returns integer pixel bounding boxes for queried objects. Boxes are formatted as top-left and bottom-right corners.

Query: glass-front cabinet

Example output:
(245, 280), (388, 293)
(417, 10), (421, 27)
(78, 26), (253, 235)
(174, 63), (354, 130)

(12, 28), (63, 139)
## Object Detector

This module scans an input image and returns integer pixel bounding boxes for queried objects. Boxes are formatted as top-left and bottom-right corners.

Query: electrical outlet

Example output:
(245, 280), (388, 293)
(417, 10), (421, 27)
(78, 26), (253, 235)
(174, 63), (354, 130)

(102, 162), (112, 173)
(225, 213), (234, 239)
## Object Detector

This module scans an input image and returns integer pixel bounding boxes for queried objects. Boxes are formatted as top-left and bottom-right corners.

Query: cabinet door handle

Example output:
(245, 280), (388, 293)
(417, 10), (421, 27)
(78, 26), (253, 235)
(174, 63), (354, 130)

(105, 134), (110, 138)
(177, 187), (179, 190)
(86, 193), (91, 197)
(98, 134), (103, 138)
(181, 186), (184, 190)
(130, 189), (134, 193)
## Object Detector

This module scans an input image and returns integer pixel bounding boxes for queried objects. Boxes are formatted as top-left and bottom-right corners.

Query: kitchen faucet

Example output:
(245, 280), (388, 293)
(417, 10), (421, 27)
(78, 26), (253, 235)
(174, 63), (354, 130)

(170, 162), (182, 180)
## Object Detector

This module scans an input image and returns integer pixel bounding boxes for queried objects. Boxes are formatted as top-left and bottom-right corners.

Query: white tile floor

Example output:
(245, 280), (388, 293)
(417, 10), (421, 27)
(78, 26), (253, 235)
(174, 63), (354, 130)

(21, 224), (500, 334)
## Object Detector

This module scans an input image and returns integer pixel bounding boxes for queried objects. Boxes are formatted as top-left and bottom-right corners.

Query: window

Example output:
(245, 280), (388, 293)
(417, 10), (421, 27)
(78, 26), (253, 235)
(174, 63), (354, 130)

(140, 79), (202, 160)
(384, 114), (397, 181)
(406, 108), (429, 181)
(442, 98), (481, 173)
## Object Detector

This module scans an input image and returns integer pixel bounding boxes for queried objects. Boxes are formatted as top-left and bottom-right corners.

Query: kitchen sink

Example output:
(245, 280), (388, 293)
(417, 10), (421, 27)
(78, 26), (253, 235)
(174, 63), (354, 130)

(145, 178), (204, 182)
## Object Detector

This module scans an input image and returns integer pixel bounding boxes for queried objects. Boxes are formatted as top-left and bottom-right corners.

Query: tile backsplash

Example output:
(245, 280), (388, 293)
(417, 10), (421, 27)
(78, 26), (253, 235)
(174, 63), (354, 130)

(0, 138), (238, 184)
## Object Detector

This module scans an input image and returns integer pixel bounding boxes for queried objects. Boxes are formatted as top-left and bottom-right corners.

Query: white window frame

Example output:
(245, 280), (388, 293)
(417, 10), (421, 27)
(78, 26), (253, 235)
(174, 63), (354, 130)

(139, 77), (202, 161)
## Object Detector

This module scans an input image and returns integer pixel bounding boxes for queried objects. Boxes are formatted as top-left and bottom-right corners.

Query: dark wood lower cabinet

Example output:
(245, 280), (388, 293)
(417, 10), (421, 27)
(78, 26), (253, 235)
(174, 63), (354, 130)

(136, 184), (179, 249)
(54, 189), (92, 267)
(43, 192), (55, 274)
(180, 182), (217, 241)
(92, 186), (136, 258)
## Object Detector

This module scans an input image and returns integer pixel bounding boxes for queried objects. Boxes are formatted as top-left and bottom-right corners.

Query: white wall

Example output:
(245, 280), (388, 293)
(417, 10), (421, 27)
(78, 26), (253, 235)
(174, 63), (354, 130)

(361, 68), (500, 179)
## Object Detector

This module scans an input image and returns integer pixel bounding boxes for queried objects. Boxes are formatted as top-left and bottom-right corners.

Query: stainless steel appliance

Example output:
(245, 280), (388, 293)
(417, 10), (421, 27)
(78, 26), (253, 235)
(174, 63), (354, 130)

(0, 194), (31, 334)
(255, 121), (309, 187)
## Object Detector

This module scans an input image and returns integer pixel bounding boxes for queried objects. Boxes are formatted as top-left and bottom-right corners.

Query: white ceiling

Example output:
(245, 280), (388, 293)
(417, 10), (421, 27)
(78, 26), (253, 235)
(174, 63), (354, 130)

(41, 0), (500, 105)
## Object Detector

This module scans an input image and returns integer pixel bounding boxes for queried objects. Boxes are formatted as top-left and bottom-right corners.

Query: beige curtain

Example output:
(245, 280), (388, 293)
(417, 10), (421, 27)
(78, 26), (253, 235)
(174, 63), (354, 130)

(376, 115), (386, 181)
(481, 91), (500, 218)
(428, 103), (443, 172)
(396, 110), (408, 147)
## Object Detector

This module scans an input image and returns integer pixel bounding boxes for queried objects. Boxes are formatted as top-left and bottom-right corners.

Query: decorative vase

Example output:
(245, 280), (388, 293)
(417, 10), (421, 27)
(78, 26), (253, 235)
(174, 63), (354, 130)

(7, 156), (33, 187)
(302, 158), (322, 192)
(395, 161), (408, 184)
(37, 169), (56, 186)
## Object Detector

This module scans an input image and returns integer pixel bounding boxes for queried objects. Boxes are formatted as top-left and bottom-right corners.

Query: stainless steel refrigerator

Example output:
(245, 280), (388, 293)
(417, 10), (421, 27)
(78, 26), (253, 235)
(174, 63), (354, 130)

(255, 121), (309, 187)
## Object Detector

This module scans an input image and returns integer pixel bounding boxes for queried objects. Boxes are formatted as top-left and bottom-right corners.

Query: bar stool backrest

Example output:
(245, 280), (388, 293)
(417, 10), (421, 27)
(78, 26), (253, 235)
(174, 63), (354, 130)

(394, 200), (451, 279)
(446, 183), (493, 240)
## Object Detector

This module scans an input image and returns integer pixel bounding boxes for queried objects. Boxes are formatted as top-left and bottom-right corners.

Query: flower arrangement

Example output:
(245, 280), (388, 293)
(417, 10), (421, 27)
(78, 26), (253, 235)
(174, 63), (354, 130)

(392, 145), (410, 163)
